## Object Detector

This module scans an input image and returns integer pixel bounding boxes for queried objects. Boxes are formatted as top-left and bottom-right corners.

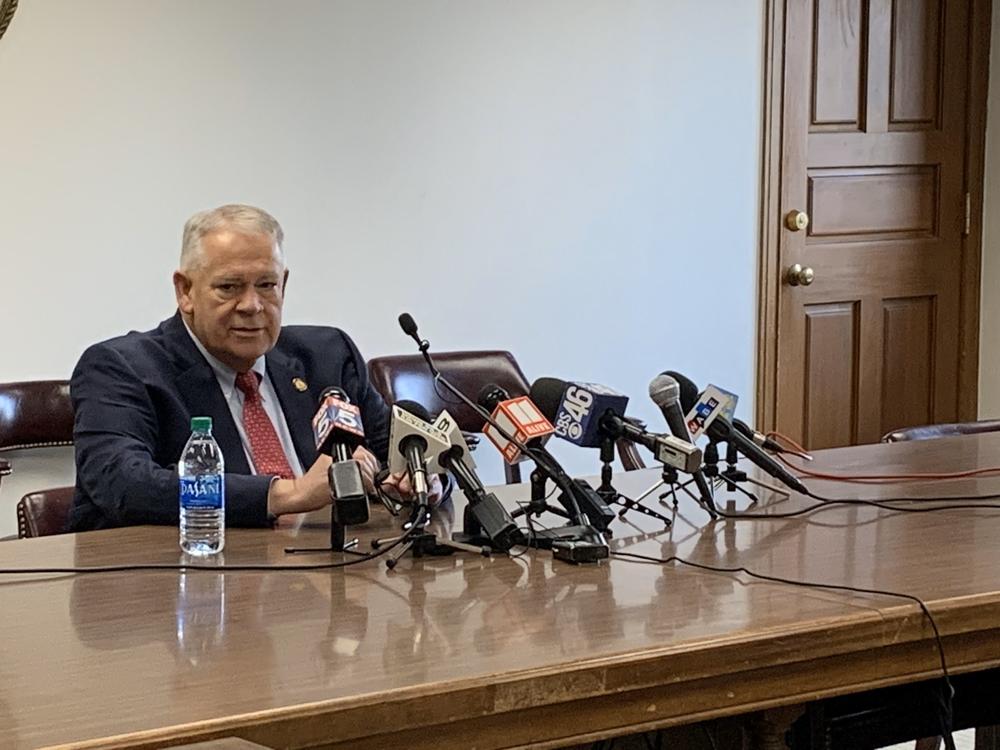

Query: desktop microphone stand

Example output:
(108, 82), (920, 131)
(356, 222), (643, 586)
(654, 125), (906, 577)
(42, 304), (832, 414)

(706, 440), (789, 506)
(372, 505), (492, 570)
(595, 436), (673, 527)
(284, 514), (369, 556)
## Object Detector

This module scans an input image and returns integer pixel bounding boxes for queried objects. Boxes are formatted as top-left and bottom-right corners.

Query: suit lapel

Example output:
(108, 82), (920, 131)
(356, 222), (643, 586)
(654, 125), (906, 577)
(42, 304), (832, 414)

(163, 313), (252, 475)
(266, 349), (317, 468)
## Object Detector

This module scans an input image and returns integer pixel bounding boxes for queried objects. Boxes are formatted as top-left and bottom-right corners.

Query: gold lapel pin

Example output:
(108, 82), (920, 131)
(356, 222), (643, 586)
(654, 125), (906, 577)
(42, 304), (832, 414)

(292, 377), (308, 392)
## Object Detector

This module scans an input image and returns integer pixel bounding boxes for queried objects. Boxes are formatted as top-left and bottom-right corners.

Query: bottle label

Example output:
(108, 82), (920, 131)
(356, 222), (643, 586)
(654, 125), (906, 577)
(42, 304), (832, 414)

(180, 475), (224, 510)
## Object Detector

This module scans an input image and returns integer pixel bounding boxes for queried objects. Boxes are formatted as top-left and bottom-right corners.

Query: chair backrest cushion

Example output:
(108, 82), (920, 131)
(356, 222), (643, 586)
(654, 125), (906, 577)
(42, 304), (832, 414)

(0, 380), (74, 452)
(17, 485), (75, 538)
(368, 351), (530, 433)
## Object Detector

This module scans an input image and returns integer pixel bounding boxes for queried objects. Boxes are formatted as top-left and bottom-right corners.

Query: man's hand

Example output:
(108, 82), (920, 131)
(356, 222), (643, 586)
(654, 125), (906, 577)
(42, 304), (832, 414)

(352, 445), (379, 495)
(266, 454), (333, 517)
(380, 471), (445, 507)
(266, 447), (382, 518)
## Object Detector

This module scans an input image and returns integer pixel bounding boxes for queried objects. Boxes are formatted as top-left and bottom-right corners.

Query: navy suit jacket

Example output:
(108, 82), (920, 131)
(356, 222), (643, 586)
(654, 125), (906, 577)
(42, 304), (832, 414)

(69, 312), (391, 531)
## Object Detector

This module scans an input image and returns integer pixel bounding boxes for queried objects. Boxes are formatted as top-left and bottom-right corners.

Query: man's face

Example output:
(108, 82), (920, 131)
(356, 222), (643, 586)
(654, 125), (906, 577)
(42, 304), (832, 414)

(174, 229), (288, 372)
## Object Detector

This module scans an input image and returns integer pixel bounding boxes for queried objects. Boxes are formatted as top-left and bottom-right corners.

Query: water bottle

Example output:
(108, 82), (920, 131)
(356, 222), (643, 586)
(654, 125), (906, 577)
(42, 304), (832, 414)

(179, 416), (225, 555)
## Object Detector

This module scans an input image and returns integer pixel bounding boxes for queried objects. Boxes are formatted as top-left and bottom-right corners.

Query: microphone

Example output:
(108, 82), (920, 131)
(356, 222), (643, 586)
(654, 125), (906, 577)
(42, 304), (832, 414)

(394, 400), (522, 551)
(647, 373), (717, 513)
(388, 401), (451, 511)
(732, 418), (803, 457)
(531, 378), (702, 474)
(667, 371), (809, 495)
(648, 373), (694, 442)
(478, 390), (555, 464)
(478, 383), (617, 532)
(312, 387), (370, 533)
(431, 409), (477, 470)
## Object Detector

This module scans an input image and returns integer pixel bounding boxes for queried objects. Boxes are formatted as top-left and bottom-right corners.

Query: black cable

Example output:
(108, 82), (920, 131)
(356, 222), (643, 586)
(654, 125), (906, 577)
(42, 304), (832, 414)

(709, 494), (1000, 521)
(0, 515), (424, 577)
(807, 487), (1000, 504)
(610, 550), (957, 747)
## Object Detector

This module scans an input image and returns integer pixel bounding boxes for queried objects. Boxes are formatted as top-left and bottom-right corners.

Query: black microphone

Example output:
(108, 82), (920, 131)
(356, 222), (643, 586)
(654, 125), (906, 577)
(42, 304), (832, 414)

(312, 387), (370, 535)
(732, 418), (794, 455)
(394, 400), (522, 551)
(667, 371), (808, 495)
(476, 383), (616, 532)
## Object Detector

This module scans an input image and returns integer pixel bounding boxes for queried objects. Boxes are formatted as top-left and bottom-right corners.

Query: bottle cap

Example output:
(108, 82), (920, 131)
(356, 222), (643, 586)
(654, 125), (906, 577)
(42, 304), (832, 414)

(191, 416), (213, 432)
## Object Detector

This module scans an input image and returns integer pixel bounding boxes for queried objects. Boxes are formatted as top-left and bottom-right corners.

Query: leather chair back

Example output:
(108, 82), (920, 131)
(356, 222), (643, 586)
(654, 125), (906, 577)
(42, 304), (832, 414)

(881, 420), (1000, 443)
(369, 351), (531, 433)
(17, 485), (75, 538)
(368, 351), (531, 484)
(0, 380), (74, 452)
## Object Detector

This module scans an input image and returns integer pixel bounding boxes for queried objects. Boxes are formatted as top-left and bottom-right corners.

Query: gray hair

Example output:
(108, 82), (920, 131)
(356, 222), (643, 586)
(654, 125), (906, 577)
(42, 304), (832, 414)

(180, 204), (285, 271)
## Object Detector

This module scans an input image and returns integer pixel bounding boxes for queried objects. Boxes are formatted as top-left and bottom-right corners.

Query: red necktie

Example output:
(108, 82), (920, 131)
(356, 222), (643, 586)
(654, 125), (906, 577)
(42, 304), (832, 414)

(234, 371), (295, 480)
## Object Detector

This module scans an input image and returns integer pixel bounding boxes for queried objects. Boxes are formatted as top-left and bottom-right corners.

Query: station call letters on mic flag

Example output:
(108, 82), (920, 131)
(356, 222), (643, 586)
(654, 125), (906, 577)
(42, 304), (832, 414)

(313, 387), (365, 454)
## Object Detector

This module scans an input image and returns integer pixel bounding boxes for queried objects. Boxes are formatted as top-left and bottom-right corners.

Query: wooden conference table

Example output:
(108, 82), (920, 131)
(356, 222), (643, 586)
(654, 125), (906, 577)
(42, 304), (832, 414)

(2, 435), (1000, 749)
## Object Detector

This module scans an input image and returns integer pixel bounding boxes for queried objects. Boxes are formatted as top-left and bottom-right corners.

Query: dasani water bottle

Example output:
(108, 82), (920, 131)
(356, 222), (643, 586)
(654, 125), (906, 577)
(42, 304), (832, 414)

(179, 416), (225, 555)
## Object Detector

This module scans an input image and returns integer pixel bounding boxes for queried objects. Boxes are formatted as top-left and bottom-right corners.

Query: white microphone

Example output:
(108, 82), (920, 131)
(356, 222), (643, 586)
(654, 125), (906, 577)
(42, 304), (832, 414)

(388, 403), (451, 503)
(433, 409), (476, 470)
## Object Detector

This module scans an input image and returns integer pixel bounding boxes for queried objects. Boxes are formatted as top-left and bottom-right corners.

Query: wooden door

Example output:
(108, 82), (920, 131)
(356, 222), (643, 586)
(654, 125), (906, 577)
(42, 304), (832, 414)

(771, 0), (976, 450)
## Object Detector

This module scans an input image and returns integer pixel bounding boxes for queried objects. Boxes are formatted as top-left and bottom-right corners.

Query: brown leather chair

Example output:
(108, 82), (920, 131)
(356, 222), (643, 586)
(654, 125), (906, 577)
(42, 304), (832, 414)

(17, 485), (75, 538)
(0, 380), (74, 454)
(881, 420), (1000, 443)
(368, 351), (531, 484)
(0, 380), (75, 536)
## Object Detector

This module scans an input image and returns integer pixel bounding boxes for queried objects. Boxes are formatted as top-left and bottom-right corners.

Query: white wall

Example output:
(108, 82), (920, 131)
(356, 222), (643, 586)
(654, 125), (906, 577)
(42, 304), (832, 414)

(0, 0), (764, 500)
(981, 6), (1000, 418)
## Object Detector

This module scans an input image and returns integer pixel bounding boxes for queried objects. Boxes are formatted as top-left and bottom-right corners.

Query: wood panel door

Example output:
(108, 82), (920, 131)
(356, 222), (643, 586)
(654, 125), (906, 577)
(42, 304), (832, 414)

(772, 0), (976, 450)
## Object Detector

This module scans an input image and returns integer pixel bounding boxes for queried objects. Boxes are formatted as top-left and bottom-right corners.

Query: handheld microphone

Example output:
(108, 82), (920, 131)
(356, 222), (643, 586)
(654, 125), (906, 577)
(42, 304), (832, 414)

(394, 400), (522, 551)
(648, 374), (694, 442)
(531, 378), (702, 474)
(312, 387), (370, 531)
(668, 371), (809, 495)
(648, 373), (717, 511)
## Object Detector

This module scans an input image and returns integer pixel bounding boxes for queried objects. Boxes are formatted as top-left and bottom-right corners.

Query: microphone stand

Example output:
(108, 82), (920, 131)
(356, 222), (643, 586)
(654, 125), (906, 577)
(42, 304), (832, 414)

(594, 434), (674, 527)
(705, 439), (789, 506)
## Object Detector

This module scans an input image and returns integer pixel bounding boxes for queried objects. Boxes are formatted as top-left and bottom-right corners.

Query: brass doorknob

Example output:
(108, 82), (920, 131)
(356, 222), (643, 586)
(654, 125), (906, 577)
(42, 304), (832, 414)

(786, 264), (815, 286)
(785, 210), (810, 232)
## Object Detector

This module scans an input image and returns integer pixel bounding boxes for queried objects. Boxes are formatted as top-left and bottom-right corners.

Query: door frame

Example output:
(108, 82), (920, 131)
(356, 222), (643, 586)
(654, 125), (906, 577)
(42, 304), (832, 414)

(754, 0), (992, 431)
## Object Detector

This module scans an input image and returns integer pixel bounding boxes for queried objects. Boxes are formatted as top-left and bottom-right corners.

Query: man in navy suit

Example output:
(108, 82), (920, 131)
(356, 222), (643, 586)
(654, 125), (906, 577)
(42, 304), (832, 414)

(69, 204), (437, 531)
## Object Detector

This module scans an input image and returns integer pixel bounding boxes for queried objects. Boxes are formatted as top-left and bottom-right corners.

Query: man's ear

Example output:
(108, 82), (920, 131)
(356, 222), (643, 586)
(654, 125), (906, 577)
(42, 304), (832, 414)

(173, 270), (194, 313)
(281, 268), (289, 293)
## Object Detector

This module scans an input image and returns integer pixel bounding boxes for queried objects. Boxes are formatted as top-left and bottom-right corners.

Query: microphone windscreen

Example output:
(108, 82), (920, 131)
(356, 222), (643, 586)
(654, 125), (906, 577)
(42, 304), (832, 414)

(528, 377), (569, 422)
(477, 383), (511, 412)
(319, 385), (349, 404)
(394, 399), (433, 424)
(664, 371), (700, 412)
(648, 374), (680, 407)
(398, 313), (418, 337)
